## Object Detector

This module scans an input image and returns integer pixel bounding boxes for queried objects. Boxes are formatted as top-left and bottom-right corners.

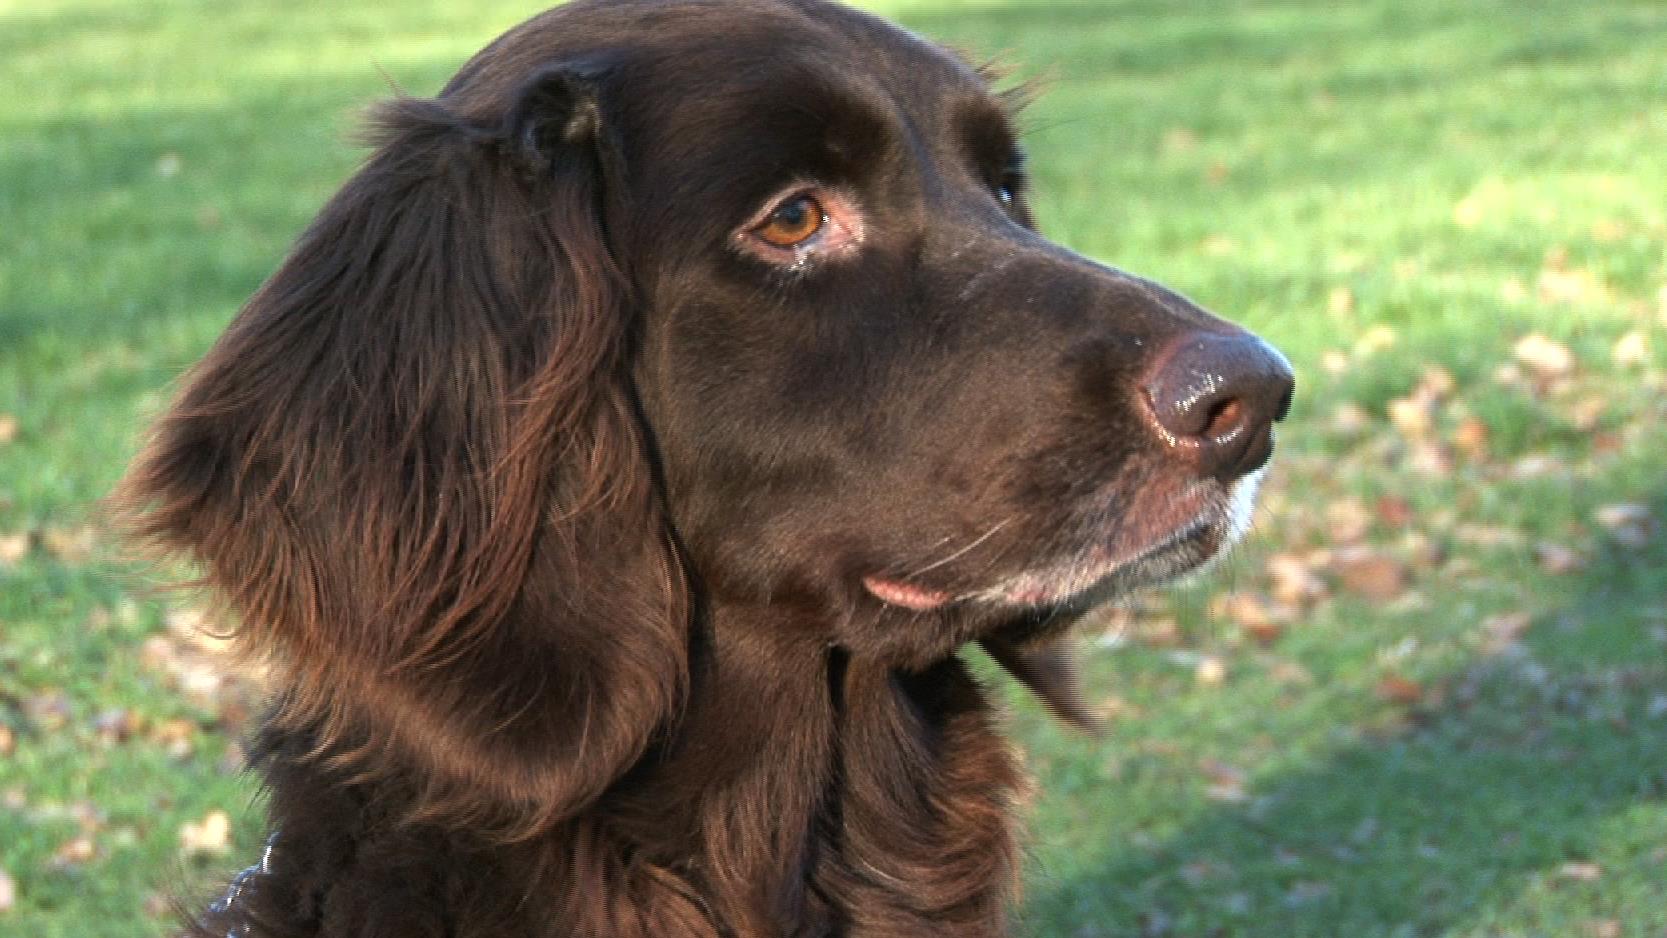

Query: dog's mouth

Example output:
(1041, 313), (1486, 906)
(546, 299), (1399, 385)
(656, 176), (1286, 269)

(863, 469), (1265, 613)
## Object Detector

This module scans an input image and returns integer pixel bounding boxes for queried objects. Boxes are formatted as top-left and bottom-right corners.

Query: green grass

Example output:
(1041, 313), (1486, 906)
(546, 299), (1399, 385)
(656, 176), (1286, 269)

(3, 0), (1665, 935)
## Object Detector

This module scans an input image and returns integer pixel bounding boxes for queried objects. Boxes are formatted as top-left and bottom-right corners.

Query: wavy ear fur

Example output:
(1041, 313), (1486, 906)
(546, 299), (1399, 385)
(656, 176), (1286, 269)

(118, 65), (686, 838)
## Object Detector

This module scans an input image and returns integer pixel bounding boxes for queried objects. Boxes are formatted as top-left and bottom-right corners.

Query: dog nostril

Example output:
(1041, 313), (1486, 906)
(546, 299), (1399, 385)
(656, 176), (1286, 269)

(1142, 330), (1295, 481)
(1201, 397), (1245, 440)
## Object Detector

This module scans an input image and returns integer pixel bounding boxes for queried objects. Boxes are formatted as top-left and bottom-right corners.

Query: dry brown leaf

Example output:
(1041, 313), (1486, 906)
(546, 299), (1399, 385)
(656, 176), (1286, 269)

(1137, 618), (1183, 648)
(40, 524), (97, 563)
(1537, 266), (1610, 305)
(1195, 656), (1228, 687)
(1566, 396), (1606, 432)
(1514, 333), (1576, 379)
(1326, 498), (1372, 544)
(1222, 593), (1286, 644)
(1354, 324), (1397, 358)
(1480, 612), (1533, 653)
(1406, 441), (1454, 475)
(1595, 503), (1655, 549)
(1612, 330), (1649, 368)
(1199, 759), (1248, 803)
(1558, 861), (1603, 883)
(1535, 542), (1584, 575)
(1387, 395), (1434, 439)
(0, 415), (16, 446)
(53, 835), (96, 868)
(0, 530), (32, 566)
(1453, 195), (1483, 228)
(1330, 401), (1370, 435)
(1376, 673), (1425, 706)
(1451, 416), (1491, 461)
(0, 725), (12, 757)
(180, 809), (233, 857)
(92, 708), (141, 745)
(1266, 552), (1328, 606)
(1162, 127), (1198, 154)
(1333, 548), (1409, 600)
(1583, 921), (1622, 938)
(1375, 496), (1413, 529)
(1200, 233), (1235, 255)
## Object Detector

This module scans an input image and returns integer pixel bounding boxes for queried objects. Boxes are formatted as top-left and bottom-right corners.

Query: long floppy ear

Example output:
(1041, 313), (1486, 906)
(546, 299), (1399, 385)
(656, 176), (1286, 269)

(117, 63), (687, 838)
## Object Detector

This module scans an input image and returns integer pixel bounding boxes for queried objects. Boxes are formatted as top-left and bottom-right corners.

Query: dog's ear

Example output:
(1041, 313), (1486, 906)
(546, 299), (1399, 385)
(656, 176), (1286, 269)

(118, 62), (688, 837)
(980, 636), (1100, 734)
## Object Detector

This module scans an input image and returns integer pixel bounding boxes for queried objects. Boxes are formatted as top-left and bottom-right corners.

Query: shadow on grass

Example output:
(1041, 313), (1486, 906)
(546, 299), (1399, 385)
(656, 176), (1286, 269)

(1016, 494), (1667, 937)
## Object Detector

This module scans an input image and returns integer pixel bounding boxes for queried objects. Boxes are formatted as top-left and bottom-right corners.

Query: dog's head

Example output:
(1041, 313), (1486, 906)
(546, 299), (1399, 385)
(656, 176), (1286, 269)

(122, 0), (1291, 832)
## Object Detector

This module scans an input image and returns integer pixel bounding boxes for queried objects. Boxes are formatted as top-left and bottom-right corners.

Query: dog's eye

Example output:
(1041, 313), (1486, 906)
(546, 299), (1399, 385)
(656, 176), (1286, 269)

(753, 195), (826, 247)
(996, 170), (1025, 206)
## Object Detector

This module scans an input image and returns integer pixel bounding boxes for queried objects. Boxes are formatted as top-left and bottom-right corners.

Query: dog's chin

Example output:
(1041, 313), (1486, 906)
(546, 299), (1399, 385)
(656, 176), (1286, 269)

(863, 468), (1266, 615)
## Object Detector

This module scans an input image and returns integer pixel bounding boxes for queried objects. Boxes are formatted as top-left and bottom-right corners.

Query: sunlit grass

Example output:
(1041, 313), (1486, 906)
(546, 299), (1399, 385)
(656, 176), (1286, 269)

(2, 0), (1664, 935)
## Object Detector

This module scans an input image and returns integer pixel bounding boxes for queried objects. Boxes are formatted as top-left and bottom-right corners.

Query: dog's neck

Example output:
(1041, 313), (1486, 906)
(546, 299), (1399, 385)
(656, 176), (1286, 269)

(248, 602), (1023, 936)
(601, 601), (1024, 935)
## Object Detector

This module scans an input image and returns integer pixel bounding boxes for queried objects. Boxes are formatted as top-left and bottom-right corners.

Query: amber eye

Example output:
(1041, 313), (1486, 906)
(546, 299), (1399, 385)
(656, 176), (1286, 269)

(753, 195), (826, 247)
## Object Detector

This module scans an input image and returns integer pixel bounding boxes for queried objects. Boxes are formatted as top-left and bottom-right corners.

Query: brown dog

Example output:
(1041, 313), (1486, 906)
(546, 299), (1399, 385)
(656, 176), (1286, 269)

(122, 1), (1293, 934)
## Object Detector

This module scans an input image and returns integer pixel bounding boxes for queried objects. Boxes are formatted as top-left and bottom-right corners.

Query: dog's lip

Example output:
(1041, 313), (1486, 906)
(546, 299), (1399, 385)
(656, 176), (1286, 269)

(862, 575), (954, 611)
(863, 498), (1230, 613)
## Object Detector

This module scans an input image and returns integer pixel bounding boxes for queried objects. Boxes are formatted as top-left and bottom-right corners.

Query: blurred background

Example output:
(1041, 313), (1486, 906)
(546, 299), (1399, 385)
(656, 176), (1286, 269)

(2, 0), (1664, 935)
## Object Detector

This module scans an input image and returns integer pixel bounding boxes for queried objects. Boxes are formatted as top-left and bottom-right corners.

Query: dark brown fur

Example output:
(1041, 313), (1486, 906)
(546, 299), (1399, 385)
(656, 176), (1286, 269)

(119, 1), (1292, 935)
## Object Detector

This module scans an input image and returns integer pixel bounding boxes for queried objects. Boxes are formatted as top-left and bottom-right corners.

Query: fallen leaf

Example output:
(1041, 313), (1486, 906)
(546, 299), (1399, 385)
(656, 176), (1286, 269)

(1195, 656), (1227, 687)
(0, 415), (16, 445)
(1480, 609), (1526, 653)
(40, 524), (97, 563)
(1406, 441), (1454, 475)
(1266, 552), (1328, 606)
(1199, 759), (1248, 803)
(1375, 496), (1413, 529)
(1326, 498), (1372, 544)
(1453, 195), (1483, 228)
(0, 531), (33, 566)
(1595, 503), (1654, 549)
(1354, 324), (1397, 358)
(1566, 396), (1606, 432)
(1161, 127), (1198, 154)
(1537, 267), (1609, 305)
(1558, 861), (1603, 883)
(180, 809), (233, 857)
(1451, 416), (1490, 461)
(1612, 330), (1649, 368)
(1222, 593), (1286, 644)
(1535, 542), (1585, 575)
(52, 835), (96, 868)
(1201, 233), (1236, 255)
(1514, 333), (1576, 379)
(1583, 920), (1622, 938)
(1330, 401), (1370, 435)
(1376, 673), (1425, 706)
(92, 708), (141, 745)
(1387, 396), (1434, 439)
(0, 726), (12, 756)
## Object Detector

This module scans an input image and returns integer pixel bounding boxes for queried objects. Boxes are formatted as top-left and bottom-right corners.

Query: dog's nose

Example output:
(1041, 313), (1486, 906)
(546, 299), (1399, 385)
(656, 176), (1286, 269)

(1141, 331), (1295, 482)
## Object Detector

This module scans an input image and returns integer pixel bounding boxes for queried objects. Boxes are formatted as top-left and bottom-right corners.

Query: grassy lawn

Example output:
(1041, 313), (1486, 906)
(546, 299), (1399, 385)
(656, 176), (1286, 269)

(2, 0), (1665, 935)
